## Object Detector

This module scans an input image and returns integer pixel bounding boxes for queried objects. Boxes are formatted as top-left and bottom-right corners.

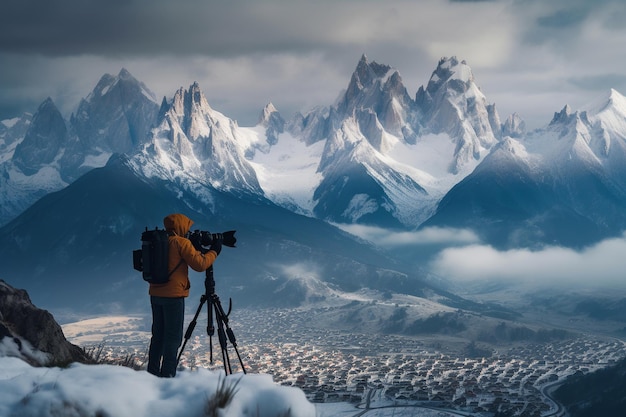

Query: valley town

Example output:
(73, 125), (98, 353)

(68, 308), (626, 417)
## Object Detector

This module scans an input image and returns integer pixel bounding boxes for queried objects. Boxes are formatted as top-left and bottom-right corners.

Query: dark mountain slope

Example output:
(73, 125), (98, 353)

(555, 356), (626, 417)
(0, 155), (426, 315)
(422, 137), (621, 249)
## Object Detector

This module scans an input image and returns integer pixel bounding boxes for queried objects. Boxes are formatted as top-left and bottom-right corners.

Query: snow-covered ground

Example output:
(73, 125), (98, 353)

(0, 356), (466, 417)
(0, 315), (464, 417)
(0, 356), (314, 417)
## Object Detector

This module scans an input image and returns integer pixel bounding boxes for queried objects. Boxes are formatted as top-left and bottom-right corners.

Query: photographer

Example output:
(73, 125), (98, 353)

(147, 213), (221, 378)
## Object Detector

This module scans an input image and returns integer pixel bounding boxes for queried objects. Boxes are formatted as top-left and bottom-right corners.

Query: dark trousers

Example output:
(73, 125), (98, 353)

(147, 296), (184, 377)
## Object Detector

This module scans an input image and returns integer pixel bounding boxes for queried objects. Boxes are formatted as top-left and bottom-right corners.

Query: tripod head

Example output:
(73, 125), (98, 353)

(205, 265), (215, 295)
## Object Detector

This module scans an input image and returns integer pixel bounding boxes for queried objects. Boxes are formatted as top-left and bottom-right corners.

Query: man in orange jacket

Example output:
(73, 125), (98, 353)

(147, 213), (221, 377)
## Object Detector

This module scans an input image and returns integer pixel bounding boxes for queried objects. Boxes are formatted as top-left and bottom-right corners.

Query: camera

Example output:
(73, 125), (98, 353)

(186, 230), (237, 250)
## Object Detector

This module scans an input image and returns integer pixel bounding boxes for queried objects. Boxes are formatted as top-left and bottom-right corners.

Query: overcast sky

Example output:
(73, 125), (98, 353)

(1, 0), (626, 129)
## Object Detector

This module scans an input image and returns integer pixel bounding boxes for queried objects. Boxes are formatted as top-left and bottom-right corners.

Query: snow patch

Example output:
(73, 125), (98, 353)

(249, 132), (324, 213)
(0, 357), (315, 417)
(80, 151), (112, 169)
(1, 118), (20, 129)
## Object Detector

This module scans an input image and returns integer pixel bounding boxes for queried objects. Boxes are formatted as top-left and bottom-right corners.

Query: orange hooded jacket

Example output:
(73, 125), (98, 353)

(149, 213), (218, 298)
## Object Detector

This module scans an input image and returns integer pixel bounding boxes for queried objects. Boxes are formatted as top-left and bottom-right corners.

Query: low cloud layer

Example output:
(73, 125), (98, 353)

(337, 224), (480, 247)
(430, 233), (626, 290)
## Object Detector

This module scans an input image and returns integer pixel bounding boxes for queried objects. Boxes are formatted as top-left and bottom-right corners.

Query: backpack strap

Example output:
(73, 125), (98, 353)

(166, 235), (184, 278)
(168, 258), (184, 278)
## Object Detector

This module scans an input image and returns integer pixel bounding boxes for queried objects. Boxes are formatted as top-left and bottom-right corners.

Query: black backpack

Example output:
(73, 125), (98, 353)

(133, 227), (182, 284)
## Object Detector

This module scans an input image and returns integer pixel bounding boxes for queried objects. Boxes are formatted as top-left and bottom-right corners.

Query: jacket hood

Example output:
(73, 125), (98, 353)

(163, 213), (194, 236)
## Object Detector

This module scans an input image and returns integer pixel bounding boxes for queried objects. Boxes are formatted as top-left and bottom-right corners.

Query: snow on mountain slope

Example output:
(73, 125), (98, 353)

(0, 114), (30, 163)
(313, 116), (429, 227)
(133, 82), (326, 214)
(386, 131), (485, 208)
(5, 57), (626, 250)
(145, 82), (263, 196)
(586, 88), (626, 134)
(0, 57), (506, 231)
(71, 68), (159, 155)
(424, 87), (626, 248)
(0, 69), (159, 226)
(507, 89), (626, 175)
(293, 55), (505, 228)
(416, 57), (500, 174)
(248, 128), (324, 215)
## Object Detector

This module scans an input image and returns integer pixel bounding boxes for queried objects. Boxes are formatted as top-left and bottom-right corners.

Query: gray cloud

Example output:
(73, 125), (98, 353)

(0, 0), (625, 129)
(430, 233), (626, 290)
(568, 74), (626, 93)
(337, 224), (481, 247)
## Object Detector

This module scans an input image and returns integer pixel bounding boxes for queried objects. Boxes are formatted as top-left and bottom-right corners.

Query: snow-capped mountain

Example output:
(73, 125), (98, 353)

(258, 102), (285, 145)
(0, 69), (159, 226)
(0, 101), (68, 225)
(415, 56), (501, 174)
(424, 88), (626, 248)
(3, 55), (626, 256)
(3, 54), (626, 320)
(143, 82), (262, 196)
(69, 68), (159, 174)
(12, 98), (68, 176)
(285, 55), (504, 227)
(313, 116), (429, 227)
(0, 57), (505, 229)
(0, 113), (31, 164)
(336, 54), (416, 141)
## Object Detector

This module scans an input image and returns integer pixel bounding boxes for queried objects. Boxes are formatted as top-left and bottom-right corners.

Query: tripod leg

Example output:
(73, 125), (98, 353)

(215, 311), (232, 374)
(207, 297), (214, 363)
(176, 295), (206, 367)
(224, 322), (246, 374)
(228, 329), (247, 375)
(213, 295), (247, 374)
(203, 265), (246, 375)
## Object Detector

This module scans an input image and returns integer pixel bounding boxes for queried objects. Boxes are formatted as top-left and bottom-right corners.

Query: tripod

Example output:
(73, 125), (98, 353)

(176, 265), (246, 375)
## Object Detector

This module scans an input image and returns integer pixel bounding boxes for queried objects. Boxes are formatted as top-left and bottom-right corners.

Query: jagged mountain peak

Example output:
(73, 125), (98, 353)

(337, 56), (414, 139)
(167, 82), (217, 129)
(69, 68), (159, 168)
(146, 82), (263, 195)
(341, 56), (396, 110)
(417, 56), (482, 108)
(12, 97), (67, 176)
(502, 112), (526, 138)
(586, 88), (626, 115)
(257, 102), (285, 146)
(258, 102), (279, 126)
(583, 89), (626, 136)
(85, 68), (155, 104)
(188, 81), (205, 102)
(118, 67), (133, 79)
(549, 104), (578, 127)
(354, 53), (393, 85)
(416, 57), (500, 174)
